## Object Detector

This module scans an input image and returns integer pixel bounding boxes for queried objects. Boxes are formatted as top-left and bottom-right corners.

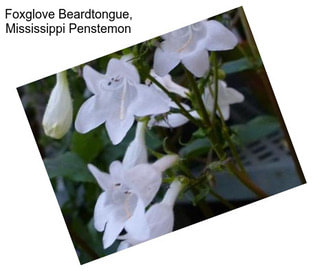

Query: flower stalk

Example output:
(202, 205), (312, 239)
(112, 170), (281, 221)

(184, 67), (211, 128)
(211, 52), (219, 126)
(146, 74), (201, 127)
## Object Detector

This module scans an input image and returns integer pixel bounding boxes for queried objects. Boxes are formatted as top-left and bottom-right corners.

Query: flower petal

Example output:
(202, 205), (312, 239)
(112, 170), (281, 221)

(161, 22), (207, 56)
(117, 241), (131, 251)
(131, 85), (171, 117)
(162, 181), (182, 206)
(75, 94), (109, 134)
(122, 121), (148, 169)
(153, 102), (191, 128)
(153, 154), (178, 172)
(106, 58), (140, 83)
(124, 199), (150, 241)
(103, 82), (138, 145)
(120, 54), (134, 62)
(109, 161), (124, 177)
(102, 213), (127, 249)
(102, 192), (138, 249)
(182, 49), (209, 77)
(105, 114), (135, 145)
(153, 47), (180, 76)
(83, 65), (106, 94)
(146, 203), (174, 239)
(205, 20), (238, 51)
(93, 192), (111, 232)
(218, 82), (244, 106)
(150, 70), (188, 98)
(218, 105), (230, 120)
(88, 164), (112, 191)
(125, 164), (162, 206)
(189, 110), (200, 119)
(152, 113), (189, 128)
(202, 86), (214, 113)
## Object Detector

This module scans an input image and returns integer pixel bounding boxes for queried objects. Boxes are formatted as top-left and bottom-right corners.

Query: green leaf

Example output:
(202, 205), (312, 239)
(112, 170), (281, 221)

(231, 115), (280, 145)
(222, 58), (254, 74)
(44, 152), (94, 182)
(179, 138), (211, 159)
(71, 128), (108, 162)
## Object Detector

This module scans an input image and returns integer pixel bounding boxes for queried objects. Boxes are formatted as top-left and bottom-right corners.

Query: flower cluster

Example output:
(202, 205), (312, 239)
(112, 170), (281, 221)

(42, 18), (245, 252)
(88, 152), (180, 249)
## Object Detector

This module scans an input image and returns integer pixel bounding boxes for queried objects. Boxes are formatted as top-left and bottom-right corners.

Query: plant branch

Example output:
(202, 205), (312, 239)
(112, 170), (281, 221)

(146, 74), (201, 127)
(184, 67), (211, 127)
(211, 52), (219, 126)
(216, 104), (246, 174)
(227, 161), (267, 199)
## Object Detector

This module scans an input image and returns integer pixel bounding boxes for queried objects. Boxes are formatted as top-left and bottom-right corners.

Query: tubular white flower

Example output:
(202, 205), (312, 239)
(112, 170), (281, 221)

(42, 71), (73, 139)
(153, 20), (238, 77)
(147, 70), (191, 128)
(149, 69), (188, 98)
(89, 155), (179, 249)
(203, 80), (244, 120)
(152, 154), (179, 172)
(148, 102), (193, 129)
(161, 180), (182, 206)
(75, 58), (171, 145)
(122, 121), (148, 169)
(117, 181), (183, 251)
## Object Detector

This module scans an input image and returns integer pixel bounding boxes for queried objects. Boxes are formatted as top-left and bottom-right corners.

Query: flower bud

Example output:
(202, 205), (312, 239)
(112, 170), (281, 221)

(162, 181), (182, 206)
(122, 121), (148, 168)
(153, 154), (179, 172)
(42, 71), (73, 139)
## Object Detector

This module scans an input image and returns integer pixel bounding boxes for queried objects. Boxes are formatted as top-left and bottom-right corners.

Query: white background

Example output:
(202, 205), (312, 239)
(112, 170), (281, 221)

(1, 0), (322, 270)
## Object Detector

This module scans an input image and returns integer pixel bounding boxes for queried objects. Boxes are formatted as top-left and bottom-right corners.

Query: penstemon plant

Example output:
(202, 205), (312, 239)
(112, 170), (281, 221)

(60, 17), (268, 252)
(23, 9), (302, 263)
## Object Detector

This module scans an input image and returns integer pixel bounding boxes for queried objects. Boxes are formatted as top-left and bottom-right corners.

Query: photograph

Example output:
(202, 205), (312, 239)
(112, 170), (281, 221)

(17, 7), (306, 264)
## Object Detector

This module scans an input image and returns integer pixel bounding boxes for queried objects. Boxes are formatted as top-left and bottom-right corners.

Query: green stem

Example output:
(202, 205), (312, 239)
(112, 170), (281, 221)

(210, 52), (219, 126)
(146, 74), (201, 127)
(208, 132), (267, 199)
(184, 67), (211, 127)
(226, 161), (267, 199)
(216, 104), (246, 174)
(207, 50), (266, 198)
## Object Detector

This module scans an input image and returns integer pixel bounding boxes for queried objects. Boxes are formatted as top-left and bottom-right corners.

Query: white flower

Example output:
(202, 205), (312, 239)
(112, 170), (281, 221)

(89, 155), (179, 249)
(154, 20), (238, 77)
(122, 121), (148, 169)
(75, 58), (171, 145)
(149, 69), (188, 98)
(147, 70), (191, 128)
(203, 80), (244, 120)
(148, 102), (192, 128)
(117, 181), (182, 250)
(42, 71), (73, 139)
